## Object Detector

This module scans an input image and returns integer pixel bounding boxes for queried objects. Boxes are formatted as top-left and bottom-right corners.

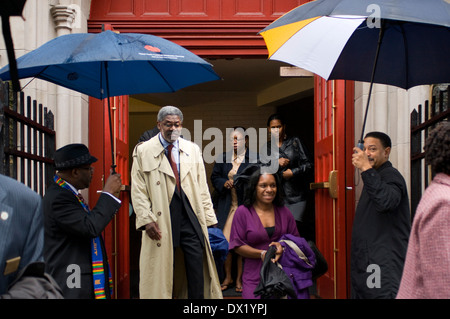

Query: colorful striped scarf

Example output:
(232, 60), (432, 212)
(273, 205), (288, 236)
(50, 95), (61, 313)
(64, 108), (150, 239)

(54, 176), (113, 299)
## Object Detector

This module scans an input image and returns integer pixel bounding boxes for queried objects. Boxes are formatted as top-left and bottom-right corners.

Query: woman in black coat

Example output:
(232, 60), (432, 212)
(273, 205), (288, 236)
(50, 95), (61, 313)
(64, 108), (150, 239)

(261, 114), (314, 238)
(211, 127), (258, 292)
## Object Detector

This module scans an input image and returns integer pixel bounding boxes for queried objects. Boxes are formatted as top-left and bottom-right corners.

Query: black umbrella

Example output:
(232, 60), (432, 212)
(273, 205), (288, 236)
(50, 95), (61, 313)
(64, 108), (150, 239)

(254, 245), (297, 299)
(260, 0), (450, 147)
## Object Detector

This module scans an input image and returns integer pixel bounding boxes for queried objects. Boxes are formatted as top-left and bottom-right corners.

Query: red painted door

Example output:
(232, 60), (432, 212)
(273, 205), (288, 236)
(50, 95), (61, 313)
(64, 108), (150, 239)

(89, 94), (130, 299)
(312, 77), (355, 299)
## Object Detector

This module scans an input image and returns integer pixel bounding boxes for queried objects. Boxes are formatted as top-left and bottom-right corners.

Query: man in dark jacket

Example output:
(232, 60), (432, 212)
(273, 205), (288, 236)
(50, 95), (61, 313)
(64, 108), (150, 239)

(43, 144), (122, 299)
(351, 132), (411, 299)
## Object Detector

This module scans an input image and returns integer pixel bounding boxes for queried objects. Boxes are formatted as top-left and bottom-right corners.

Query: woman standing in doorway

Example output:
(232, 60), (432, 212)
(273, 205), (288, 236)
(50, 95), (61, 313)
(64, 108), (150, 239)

(211, 127), (258, 293)
(262, 114), (314, 239)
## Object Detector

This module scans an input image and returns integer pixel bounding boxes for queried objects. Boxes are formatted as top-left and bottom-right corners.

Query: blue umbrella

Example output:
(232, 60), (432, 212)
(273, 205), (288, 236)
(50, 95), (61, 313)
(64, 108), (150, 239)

(0, 30), (220, 171)
(208, 227), (229, 263)
(0, 30), (219, 99)
(260, 0), (450, 147)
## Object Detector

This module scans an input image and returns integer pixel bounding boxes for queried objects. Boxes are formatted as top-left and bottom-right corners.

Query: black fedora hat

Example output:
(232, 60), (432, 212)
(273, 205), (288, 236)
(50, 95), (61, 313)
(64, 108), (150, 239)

(54, 143), (97, 170)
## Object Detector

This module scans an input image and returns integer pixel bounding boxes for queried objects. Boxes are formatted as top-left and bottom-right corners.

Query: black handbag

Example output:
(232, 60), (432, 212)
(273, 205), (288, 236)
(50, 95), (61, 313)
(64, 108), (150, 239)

(254, 246), (296, 299)
(307, 240), (328, 280)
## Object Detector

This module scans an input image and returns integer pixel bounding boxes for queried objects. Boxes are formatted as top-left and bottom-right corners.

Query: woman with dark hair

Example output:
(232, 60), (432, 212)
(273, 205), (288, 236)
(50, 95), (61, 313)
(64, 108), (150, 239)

(229, 167), (300, 299)
(261, 113), (314, 239)
(397, 121), (450, 298)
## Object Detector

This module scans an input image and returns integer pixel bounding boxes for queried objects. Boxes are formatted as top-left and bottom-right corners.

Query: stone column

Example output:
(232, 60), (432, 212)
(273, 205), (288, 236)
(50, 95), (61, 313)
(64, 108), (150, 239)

(50, 4), (83, 148)
(354, 82), (430, 206)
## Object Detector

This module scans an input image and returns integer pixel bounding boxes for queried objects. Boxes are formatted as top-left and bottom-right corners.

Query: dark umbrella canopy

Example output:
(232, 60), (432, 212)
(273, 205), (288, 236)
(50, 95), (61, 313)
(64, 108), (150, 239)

(260, 0), (450, 90)
(329, 18), (450, 89)
(0, 30), (220, 98)
(263, 0), (450, 30)
(260, 0), (450, 145)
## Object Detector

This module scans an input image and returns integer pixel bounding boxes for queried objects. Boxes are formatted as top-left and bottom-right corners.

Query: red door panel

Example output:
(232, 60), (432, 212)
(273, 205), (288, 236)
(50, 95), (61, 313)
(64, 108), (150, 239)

(90, 0), (308, 20)
(313, 77), (355, 299)
(88, 95), (130, 299)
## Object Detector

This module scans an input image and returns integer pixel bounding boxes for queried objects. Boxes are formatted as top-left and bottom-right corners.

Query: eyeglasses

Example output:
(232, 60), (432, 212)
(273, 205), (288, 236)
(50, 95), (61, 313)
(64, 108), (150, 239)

(161, 122), (182, 128)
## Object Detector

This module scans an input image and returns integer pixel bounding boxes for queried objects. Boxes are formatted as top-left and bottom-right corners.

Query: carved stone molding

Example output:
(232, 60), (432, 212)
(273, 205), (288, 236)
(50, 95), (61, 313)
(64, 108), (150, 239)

(51, 5), (76, 32)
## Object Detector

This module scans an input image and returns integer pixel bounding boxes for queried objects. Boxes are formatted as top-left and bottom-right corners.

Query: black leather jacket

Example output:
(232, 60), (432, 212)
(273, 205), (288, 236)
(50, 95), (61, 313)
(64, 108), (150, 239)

(261, 136), (313, 204)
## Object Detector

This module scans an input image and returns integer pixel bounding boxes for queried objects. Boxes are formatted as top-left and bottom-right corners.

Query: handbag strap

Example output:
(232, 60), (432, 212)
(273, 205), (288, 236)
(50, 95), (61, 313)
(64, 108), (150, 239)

(279, 239), (313, 267)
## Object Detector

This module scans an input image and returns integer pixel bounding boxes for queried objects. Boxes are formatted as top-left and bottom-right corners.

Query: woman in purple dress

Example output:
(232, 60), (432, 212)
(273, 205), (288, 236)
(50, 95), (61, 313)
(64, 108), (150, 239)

(229, 167), (300, 299)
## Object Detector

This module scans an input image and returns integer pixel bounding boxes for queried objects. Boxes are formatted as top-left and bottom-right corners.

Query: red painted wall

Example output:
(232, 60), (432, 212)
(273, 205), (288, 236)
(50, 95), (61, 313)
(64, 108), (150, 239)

(88, 0), (309, 57)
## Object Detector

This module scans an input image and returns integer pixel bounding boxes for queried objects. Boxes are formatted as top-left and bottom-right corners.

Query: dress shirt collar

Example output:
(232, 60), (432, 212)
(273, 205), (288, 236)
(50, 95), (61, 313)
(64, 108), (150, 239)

(158, 132), (179, 151)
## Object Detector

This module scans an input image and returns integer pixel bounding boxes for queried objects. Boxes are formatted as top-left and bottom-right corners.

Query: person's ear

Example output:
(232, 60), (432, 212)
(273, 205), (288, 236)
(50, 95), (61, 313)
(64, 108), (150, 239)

(384, 146), (391, 159)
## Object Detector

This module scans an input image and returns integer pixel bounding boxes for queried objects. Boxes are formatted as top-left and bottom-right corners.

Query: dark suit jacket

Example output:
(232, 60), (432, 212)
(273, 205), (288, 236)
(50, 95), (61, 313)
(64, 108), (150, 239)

(0, 174), (44, 294)
(43, 181), (121, 299)
(210, 149), (258, 230)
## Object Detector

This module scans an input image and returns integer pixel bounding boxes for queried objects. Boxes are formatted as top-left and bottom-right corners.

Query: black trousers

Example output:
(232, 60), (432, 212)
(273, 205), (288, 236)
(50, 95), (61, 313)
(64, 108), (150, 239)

(171, 189), (204, 299)
(178, 207), (204, 299)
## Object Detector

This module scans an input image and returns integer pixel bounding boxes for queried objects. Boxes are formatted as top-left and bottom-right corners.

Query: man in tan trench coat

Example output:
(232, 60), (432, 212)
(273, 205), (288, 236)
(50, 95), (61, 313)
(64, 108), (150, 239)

(131, 106), (222, 299)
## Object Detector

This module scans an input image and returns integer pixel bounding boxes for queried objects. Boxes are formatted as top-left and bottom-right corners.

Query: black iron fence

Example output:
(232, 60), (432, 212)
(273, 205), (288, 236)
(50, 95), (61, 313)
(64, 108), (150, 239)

(0, 81), (56, 195)
(410, 84), (449, 218)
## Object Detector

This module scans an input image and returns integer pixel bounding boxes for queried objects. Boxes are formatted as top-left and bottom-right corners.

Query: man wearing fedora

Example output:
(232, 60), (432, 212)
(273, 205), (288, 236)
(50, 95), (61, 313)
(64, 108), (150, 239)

(43, 143), (122, 299)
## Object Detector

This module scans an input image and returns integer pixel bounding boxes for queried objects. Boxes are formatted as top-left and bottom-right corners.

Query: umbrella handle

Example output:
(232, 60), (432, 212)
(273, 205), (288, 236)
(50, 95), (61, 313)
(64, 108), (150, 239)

(107, 96), (116, 174)
(356, 141), (364, 151)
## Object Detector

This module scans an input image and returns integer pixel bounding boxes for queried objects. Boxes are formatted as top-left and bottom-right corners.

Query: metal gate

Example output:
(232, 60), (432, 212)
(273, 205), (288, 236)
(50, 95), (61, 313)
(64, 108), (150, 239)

(410, 84), (449, 218)
(0, 81), (56, 195)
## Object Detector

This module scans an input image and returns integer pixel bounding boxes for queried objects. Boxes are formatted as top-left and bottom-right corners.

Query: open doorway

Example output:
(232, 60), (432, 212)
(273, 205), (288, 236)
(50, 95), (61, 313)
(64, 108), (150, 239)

(126, 58), (315, 298)
(276, 94), (315, 242)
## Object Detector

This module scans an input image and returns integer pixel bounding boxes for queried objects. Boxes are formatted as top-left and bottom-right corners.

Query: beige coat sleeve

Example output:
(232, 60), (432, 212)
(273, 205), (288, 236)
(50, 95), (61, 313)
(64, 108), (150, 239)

(194, 145), (218, 227)
(131, 143), (156, 230)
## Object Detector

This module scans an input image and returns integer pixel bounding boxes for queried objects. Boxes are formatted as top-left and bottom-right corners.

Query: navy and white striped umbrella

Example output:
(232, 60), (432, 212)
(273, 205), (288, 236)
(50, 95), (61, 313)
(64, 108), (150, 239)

(260, 0), (450, 144)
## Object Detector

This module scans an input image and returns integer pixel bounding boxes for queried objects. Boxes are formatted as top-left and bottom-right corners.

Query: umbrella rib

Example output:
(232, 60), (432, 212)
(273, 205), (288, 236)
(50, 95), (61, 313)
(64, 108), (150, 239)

(146, 61), (176, 92)
(20, 65), (51, 91)
(15, 64), (96, 95)
(21, 77), (36, 91)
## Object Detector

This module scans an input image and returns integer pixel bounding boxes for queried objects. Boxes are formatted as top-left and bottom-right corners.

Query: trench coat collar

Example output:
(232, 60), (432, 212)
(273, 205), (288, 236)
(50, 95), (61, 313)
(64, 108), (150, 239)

(178, 138), (193, 183)
(146, 134), (193, 183)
